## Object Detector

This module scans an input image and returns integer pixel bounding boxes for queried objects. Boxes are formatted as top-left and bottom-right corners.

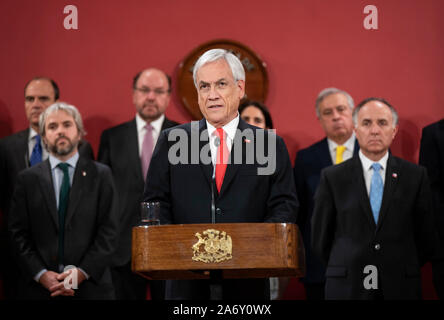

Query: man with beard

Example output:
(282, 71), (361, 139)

(8, 102), (119, 299)
(98, 68), (178, 300)
(0, 77), (94, 299)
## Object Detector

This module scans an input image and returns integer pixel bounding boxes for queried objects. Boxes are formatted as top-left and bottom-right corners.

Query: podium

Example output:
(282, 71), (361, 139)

(132, 223), (305, 280)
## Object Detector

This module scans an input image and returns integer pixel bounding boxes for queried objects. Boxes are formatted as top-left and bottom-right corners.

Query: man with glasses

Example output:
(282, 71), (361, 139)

(98, 68), (178, 300)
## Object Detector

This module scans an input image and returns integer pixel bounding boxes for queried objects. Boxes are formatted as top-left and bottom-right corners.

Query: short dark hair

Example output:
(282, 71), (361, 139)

(238, 100), (274, 129)
(353, 97), (399, 127)
(24, 77), (60, 100)
(132, 70), (172, 93)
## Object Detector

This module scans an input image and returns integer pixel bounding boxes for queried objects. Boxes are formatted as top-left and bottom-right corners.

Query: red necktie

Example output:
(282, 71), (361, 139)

(215, 128), (229, 193)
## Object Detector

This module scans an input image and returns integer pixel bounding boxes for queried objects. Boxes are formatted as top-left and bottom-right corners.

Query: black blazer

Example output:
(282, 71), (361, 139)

(143, 118), (298, 299)
(98, 117), (178, 266)
(311, 155), (438, 299)
(8, 157), (119, 299)
(419, 119), (444, 242)
(293, 137), (359, 284)
(0, 128), (94, 216)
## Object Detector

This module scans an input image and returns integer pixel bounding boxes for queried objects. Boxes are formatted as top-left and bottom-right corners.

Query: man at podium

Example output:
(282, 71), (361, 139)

(143, 48), (298, 299)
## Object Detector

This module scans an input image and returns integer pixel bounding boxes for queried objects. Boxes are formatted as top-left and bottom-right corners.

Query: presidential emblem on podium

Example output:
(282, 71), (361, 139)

(192, 229), (232, 263)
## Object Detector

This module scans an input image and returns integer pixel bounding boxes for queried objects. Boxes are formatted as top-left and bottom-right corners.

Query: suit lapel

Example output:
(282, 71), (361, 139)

(37, 160), (59, 229)
(127, 119), (144, 183)
(318, 138), (333, 168)
(352, 157), (377, 229)
(197, 119), (213, 189)
(218, 120), (251, 197)
(376, 155), (399, 231)
(65, 157), (92, 227)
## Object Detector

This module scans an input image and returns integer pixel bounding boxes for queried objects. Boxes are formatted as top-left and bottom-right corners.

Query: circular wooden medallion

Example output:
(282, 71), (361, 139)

(177, 39), (269, 120)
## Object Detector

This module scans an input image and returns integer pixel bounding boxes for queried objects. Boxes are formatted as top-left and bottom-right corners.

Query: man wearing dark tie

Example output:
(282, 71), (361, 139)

(98, 68), (178, 300)
(293, 88), (358, 300)
(311, 97), (438, 299)
(143, 49), (298, 300)
(0, 77), (94, 299)
(419, 119), (444, 299)
(8, 102), (119, 299)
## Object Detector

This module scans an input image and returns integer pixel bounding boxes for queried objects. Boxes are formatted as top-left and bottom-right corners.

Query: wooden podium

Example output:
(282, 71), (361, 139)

(132, 223), (305, 280)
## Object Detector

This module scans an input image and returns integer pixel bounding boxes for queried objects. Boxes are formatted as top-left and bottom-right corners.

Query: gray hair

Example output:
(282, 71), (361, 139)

(315, 87), (355, 118)
(352, 97), (399, 128)
(39, 102), (86, 137)
(192, 48), (245, 88)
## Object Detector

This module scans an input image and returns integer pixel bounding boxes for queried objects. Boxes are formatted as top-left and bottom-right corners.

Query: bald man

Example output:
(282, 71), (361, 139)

(98, 68), (178, 300)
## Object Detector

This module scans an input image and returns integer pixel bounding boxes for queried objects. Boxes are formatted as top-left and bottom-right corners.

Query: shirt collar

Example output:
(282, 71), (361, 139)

(359, 149), (389, 171)
(29, 127), (39, 141)
(327, 133), (356, 153)
(206, 113), (240, 141)
(49, 152), (79, 170)
(136, 113), (165, 132)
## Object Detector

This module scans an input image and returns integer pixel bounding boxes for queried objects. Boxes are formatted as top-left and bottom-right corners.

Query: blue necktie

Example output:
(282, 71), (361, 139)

(30, 135), (42, 166)
(369, 163), (383, 223)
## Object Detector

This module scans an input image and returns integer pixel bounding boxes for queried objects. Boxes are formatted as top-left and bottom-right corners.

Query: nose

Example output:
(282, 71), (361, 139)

(208, 86), (220, 100)
(370, 123), (380, 135)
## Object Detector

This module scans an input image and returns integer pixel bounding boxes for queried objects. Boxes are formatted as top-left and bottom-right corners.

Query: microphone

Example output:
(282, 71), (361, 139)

(211, 177), (216, 224)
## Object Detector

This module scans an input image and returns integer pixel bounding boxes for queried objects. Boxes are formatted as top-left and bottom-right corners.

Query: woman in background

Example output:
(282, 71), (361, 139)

(239, 100), (273, 129)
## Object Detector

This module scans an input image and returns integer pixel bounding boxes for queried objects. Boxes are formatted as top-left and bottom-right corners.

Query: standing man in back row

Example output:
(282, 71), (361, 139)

(98, 68), (178, 300)
(293, 88), (358, 299)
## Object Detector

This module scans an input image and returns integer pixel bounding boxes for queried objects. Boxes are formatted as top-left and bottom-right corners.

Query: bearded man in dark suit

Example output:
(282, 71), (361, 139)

(8, 102), (119, 299)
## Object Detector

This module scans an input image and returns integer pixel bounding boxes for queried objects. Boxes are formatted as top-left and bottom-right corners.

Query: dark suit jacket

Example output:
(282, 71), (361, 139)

(293, 137), (359, 284)
(419, 119), (444, 297)
(0, 128), (94, 217)
(419, 120), (444, 244)
(8, 156), (119, 299)
(311, 155), (437, 299)
(0, 129), (94, 299)
(97, 117), (178, 266)
(143, 119), (298, 299)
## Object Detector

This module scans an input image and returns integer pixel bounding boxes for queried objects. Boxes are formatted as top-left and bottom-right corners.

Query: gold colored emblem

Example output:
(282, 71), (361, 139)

(192, 229), (232, 263)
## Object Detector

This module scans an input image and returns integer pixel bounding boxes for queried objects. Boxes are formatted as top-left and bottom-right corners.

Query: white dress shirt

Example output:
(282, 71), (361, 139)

(206, 114), (239, 177)
(327, 133), (356, 164)
(359, 150), (389, 196)
(136, 113), (165, 157)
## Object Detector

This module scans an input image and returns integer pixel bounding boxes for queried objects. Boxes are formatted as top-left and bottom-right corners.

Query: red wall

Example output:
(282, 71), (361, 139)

(1, 0), (442, 299)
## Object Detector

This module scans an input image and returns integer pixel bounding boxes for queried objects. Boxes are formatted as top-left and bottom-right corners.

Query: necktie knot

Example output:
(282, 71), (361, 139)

(371, 163), (382, 172)
(57, 162), (70, 173)
(30, 134), (43, 166)
(335, 145), (346, 164)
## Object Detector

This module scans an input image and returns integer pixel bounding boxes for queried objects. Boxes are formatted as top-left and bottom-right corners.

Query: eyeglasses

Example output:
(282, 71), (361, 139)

(134, 87), (169, 96)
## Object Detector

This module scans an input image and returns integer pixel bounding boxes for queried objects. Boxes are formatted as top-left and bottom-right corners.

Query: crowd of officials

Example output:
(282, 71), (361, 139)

(0, 49), (442, 300)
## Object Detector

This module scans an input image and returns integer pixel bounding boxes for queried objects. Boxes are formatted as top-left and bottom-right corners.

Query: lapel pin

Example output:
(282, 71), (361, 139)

(392, 173), (397, 178)
(244, 139), (251, 143)
(82, 171), (87, 177)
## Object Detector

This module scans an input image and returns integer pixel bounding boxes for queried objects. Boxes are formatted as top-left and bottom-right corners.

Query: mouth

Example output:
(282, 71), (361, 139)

(208, 105), (223, 109)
